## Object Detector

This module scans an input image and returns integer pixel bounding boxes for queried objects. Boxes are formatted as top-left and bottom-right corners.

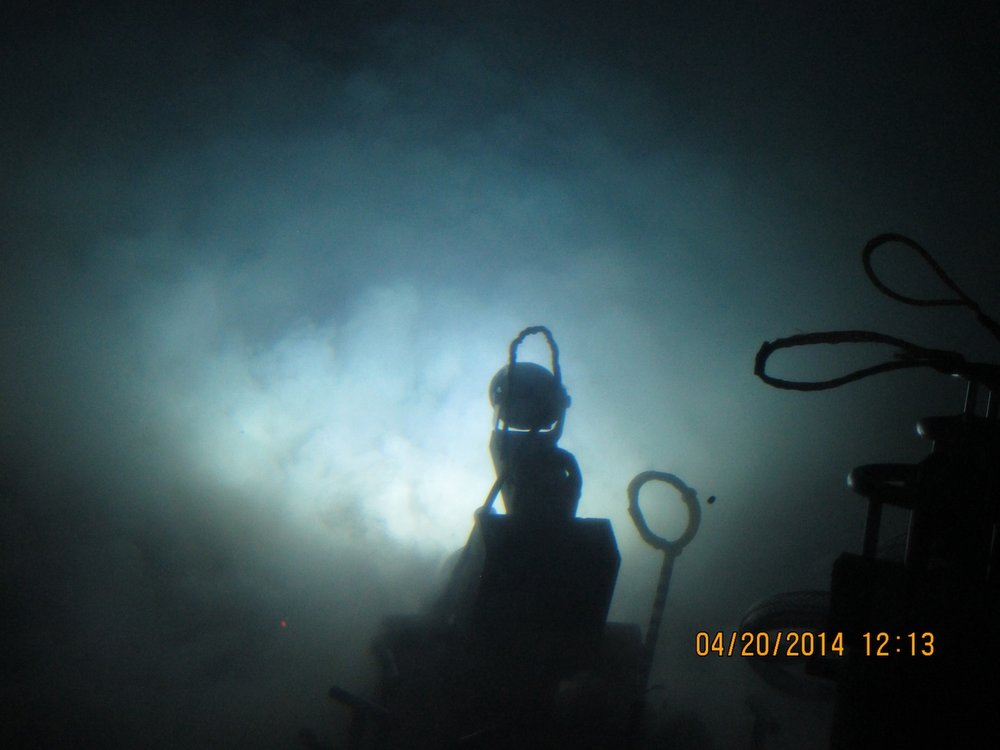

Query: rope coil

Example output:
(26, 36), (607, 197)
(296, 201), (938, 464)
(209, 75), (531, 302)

(756, 234), (1000, 391)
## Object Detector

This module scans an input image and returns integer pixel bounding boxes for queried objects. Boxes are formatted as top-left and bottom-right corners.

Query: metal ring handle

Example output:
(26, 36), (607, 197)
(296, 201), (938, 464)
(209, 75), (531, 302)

(627, 470), (701, 553)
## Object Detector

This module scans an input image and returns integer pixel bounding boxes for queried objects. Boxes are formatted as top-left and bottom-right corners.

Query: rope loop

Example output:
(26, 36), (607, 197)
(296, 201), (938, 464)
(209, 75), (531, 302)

(627, 471), (701, 554)
(756, 234), (1000, 391)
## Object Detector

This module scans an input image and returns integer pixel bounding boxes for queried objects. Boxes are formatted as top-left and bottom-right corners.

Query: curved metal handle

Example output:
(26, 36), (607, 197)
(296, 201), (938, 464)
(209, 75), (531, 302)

(627, 470), (701, 554)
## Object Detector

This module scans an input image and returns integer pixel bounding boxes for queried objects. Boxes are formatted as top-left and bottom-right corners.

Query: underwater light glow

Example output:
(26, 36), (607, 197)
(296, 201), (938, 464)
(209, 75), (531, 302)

(144, 281), (509, 553)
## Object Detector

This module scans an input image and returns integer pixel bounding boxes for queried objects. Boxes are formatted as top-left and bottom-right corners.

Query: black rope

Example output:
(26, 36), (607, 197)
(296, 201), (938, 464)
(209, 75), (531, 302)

(507, 325), (561, 383)
(756, 234), (1000, 391)
(864, 233), (1000, 343)
(755, 330), (967, 391)
(501, 325), (565, 440)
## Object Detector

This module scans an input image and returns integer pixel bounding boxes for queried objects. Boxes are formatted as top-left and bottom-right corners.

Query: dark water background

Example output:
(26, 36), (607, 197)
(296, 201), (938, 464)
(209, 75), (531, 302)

(3, 2), (999, 747)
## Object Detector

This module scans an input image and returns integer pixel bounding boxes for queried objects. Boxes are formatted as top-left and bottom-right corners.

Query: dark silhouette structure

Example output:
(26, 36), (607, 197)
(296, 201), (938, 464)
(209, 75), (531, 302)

(748, 234), (1000, 748)
(329, 326), (707, 749)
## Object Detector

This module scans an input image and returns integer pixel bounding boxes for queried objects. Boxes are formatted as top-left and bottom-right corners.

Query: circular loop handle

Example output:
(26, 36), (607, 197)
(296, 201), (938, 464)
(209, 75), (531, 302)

(627, 470), (701, 554)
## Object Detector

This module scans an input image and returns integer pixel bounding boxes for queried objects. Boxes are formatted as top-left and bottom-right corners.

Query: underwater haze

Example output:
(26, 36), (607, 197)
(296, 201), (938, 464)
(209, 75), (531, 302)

(3, 1), (1000, 747)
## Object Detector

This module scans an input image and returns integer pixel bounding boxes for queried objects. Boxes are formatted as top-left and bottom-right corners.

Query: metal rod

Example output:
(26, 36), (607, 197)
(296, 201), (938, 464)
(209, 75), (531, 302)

(964, 380), (979, 415)
(862, 501), (882, 558)
(639, 551), (675, 691)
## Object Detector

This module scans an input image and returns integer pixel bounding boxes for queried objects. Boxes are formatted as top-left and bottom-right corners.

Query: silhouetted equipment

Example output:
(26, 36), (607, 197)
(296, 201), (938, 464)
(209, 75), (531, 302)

(749, 234), (1000, 747)
(627, 471), (701, 693)
(329, 326), (709, 749)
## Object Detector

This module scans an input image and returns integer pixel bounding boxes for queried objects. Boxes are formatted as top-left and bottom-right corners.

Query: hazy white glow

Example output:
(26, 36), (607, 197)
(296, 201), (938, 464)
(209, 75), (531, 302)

(125, 246), (712, 559)
(142, 278), (515, 552)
